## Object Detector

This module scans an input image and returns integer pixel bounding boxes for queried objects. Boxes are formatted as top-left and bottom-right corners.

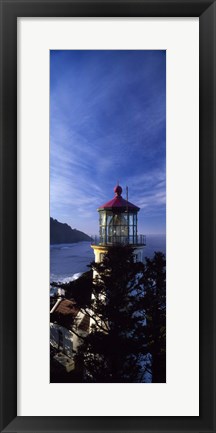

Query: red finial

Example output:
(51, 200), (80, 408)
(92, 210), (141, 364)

(114, 184), (122, 196)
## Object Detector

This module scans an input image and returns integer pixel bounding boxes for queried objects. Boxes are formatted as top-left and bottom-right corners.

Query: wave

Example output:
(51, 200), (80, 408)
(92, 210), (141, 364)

(62, 272), (83, 283)
(50, 272), (83, 286)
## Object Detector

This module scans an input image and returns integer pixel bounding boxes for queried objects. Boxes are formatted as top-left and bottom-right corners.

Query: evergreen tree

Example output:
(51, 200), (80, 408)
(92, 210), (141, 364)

(52, 248), (166, 383)
(76, 245), (146, 383)
(140, 252), (166, 383)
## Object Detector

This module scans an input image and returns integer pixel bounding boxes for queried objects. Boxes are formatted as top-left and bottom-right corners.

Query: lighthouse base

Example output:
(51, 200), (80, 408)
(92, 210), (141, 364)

(91, 243), (145, 264)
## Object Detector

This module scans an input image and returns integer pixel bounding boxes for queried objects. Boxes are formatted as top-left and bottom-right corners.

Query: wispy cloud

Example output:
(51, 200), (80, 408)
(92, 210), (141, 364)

(50, 50), (166, 234)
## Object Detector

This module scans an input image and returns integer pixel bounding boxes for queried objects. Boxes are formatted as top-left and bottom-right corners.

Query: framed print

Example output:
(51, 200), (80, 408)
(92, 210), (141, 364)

(0, 0), (215, 432)
(18, 17), (199, 417)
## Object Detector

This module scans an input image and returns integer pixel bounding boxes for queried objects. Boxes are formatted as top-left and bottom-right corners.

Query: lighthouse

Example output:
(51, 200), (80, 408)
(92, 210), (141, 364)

(91, 184), (146, 264)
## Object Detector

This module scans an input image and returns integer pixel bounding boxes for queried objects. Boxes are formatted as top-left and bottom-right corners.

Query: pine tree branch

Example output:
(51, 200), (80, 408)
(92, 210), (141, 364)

(71, 327), (86, 341)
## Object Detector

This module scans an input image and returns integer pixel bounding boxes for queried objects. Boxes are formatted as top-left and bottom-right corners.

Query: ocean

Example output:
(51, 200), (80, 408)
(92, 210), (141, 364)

(50, 234), (166, 283)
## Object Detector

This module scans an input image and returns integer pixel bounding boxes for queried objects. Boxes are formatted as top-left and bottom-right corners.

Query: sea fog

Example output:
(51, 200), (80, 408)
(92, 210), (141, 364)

(50, 234), (166, 283)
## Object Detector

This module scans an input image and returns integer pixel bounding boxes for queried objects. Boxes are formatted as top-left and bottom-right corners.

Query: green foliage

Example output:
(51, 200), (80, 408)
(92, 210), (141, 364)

(53, 248), (166, 383)
(76, 246), (147, 383)
(140, 252), (166, 383)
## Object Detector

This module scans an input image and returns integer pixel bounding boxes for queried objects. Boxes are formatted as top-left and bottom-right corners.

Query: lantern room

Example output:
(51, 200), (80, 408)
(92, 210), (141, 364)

(97, 185), (142, 246)
(91, 184), (146, 265)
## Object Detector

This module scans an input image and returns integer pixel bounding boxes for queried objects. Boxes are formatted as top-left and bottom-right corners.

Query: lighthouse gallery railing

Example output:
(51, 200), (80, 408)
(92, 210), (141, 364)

(91, 234), (146, 246)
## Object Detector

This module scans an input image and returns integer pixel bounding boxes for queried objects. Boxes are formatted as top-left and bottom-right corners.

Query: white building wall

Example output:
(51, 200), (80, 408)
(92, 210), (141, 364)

(50, 323), (74, 358)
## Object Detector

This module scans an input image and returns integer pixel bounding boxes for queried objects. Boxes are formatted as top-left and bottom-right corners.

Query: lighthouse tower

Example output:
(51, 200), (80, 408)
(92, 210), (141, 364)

(91, 184), (146, 264)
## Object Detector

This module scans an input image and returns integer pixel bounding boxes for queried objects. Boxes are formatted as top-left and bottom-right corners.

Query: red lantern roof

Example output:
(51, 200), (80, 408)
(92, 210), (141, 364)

(98, 185), (140, 212)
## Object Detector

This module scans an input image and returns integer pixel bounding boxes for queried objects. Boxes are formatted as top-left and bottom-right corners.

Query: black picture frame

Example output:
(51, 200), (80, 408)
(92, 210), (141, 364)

(0, 1), (215, 432)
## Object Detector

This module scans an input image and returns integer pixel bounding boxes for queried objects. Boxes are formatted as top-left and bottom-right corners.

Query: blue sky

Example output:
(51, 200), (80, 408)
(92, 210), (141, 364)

(50, 50), (166, 235)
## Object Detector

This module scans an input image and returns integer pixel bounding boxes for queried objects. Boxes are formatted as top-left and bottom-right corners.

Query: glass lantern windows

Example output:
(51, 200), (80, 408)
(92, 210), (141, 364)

(99, 209), (138, 245)
(108, 213), (128, 244)
(99, 211), (106, 226)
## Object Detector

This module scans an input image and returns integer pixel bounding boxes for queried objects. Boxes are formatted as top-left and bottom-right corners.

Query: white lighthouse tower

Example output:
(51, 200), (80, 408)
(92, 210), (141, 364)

(91, 184), (146, 264)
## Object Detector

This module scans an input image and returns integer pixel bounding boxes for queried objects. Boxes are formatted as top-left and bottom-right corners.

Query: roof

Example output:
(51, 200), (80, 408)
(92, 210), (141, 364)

(50, 299), (90, 333)
(98, 185), (140, 212)
(50, 299), (79, 330)
(52, 299), (79, 316)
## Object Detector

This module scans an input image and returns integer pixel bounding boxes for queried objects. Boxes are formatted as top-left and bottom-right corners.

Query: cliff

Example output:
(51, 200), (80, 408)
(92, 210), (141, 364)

(50, 217), (92, 244)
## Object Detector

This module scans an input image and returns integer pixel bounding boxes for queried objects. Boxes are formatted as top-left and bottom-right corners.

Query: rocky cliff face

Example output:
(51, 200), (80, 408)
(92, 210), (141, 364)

(50, 217), (92, 244)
